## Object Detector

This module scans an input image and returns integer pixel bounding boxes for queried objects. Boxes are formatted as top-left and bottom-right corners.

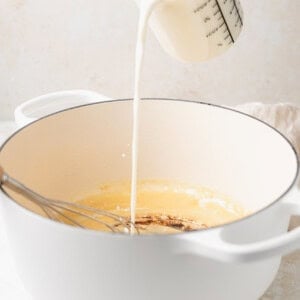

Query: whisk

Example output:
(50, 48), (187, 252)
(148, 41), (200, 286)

(0, 166), (138, 234)
(0, 166), (207, 234)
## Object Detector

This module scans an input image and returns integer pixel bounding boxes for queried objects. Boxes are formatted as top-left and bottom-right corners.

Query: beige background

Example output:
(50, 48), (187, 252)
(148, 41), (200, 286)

(0, 0), (300, 120)
(0, 1), (300, 298)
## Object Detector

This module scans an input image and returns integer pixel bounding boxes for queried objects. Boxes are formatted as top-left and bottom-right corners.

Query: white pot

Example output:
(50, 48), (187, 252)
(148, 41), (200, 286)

(0, 94), (299, 300)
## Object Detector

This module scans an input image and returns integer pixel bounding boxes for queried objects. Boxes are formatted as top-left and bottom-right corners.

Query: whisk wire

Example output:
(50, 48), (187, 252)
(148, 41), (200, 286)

(0, 169), (202, 234)
(0, 170), (138, 233)
(47, 202), (117, 232)
(43, 204), (86, 228)
(40, 205), (56, 221)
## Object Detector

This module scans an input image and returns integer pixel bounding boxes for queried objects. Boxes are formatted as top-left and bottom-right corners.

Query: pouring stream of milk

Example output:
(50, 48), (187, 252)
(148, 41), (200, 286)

(130, 0), (161, 233)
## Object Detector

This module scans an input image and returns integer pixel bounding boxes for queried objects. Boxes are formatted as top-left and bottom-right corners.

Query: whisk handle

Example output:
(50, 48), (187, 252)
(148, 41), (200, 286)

(0, 166), (4, 183)
(0, 167), (49, 208)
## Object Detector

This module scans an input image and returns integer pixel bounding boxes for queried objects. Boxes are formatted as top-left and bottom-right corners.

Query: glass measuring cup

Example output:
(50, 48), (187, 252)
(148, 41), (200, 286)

(138, 0), (244, 62)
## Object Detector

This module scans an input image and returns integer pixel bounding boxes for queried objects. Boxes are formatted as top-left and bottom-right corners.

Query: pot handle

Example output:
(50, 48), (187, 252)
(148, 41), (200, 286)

(14, 90), (111, 128)
(177, 189), (300, 263)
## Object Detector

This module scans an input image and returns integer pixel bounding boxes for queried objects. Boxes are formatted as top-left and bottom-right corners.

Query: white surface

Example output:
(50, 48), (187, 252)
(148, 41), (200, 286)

(0, 0), (300, 120)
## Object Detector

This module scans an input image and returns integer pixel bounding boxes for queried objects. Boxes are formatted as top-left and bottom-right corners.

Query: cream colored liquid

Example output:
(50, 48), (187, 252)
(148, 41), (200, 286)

(130, 1), (244, 232)
(13, 1), (246, 235)
(130, 0), (161, 232)
(75, 180), (246, 234)
(92, 0), (244, 233)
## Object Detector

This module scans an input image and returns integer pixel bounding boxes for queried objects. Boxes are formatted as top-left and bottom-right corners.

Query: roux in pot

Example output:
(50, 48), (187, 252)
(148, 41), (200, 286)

(68, 180), (246, 234)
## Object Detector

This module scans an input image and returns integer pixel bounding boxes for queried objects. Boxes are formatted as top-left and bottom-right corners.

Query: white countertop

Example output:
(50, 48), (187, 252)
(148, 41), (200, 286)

(0, 122), (299, 300)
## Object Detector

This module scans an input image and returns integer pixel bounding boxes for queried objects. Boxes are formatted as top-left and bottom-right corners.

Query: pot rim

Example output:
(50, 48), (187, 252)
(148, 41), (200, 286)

(0, 98), (299, 238)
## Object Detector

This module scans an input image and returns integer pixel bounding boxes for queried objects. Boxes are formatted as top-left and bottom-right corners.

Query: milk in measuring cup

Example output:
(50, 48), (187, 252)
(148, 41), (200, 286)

(136, 0), (243, 62)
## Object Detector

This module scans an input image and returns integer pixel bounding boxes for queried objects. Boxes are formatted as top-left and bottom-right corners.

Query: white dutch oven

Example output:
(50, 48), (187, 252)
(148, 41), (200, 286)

(0, 91), (300, 300)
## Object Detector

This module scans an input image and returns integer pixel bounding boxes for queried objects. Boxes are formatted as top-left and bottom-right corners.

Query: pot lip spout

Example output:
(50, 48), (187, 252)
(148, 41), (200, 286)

(0, 98), (299, 238)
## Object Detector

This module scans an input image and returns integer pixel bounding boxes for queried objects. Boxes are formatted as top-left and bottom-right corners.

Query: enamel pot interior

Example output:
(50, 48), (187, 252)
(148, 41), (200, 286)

(0, 99), (298, 227)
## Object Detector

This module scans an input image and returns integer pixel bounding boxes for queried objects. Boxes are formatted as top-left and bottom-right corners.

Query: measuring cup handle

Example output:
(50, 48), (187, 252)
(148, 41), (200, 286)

(14, 90), (111, 128)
